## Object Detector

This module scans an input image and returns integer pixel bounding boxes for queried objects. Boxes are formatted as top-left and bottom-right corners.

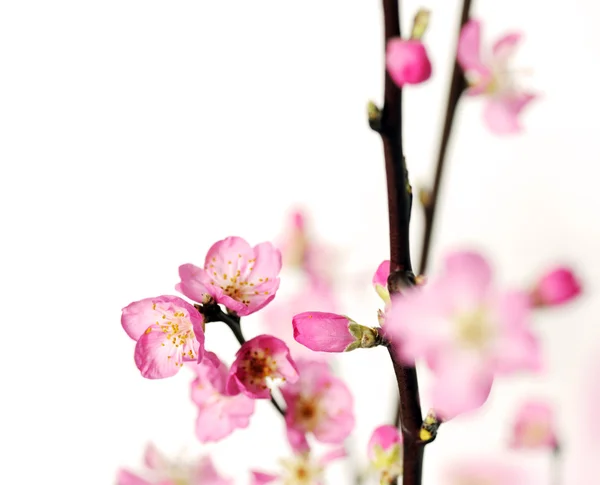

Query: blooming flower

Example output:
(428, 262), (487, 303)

(116, 443), (232, 485)
(178, 236), (282, 316)
(121, 295), (205, 379)
(386, 39), (432, 87)
(227, 335), (299, 399)
(509, 400), (557, 449)
(457, 19), (536, 134)
(367, 425), (403, 483)
(384, 251), (541, 419)
(442, 459), (539, 485)
(262, 281), (338, 360)
(250, 448), (346, 485)
(531, 266), (581, 307)
(281, 359), (354, 451)
(189, 351), (255, 442)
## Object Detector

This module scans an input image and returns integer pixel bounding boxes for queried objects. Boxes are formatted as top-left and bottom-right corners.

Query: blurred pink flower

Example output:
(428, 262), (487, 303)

(250, 447), (345, 485)
(368, 425), (403, 481)
(293, 312), (356, 353)
(281, 359), (354, 451)
(531, 266), (581, 307)
(189, 351), (255, 442)
(227, 335), (299, 399)
(117, 444), (232, 485)
(384, 251), (541, 419)
(121, 295), (205, 379)
(457, 19), (536, 134)
(443, 459), (538, 485)
(386, 39), (432, 87)
(262, 282), (338, 360)
(510, 400), (558, 449)
(178, 236), (282, 316)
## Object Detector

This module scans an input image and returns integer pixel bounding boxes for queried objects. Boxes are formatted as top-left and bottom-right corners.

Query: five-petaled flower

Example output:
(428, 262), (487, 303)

(457, 19), (536, 134)
(384, 251), (542, 419)
(178, 236), (282, 316)
(281, 359), (355, 452)
(227, 335), (299, 399)
(189, 351), (255, 443)
(121, 295), (205, 379)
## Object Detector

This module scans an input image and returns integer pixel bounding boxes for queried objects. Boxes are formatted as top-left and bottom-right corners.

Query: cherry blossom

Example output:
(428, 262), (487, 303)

(189, 352), (255, 442)
(178, 236), (282, 316)
(458, 19), (536, 134)
(281, 359), (354, 451)
(510, 400), (558, 449)
(227, 335), (299, 399)
(121, 295), (205, 379)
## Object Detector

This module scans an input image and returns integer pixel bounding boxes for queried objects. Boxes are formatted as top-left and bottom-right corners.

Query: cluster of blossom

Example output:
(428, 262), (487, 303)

(117, 10), (589, 485)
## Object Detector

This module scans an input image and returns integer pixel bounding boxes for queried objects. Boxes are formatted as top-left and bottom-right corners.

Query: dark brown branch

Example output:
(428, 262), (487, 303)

(417, 0), (473, 275)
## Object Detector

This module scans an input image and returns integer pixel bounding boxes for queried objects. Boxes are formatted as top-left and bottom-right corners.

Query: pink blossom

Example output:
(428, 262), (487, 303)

(531, 266), (581, 307)
(293, 312), (357, 353)
(443, 458), (539, 485)
(250, 447), (345, 485)
(373, 260), (391, 304)
(510, 400), (557, 449)
(189, 352), (255, 442)
(121, 295), (205, 379)
(227, 335), (299, 399)
(281, 359), (354, 451)
(261, 282), (338, 360)
(177, 236), (282, 316)
(117, 444), (232, 485)
(384, 251), (541, 419)
(457, 19), (536, 134)
(386, 39), (432, 87)
(368, 425), (403, 480)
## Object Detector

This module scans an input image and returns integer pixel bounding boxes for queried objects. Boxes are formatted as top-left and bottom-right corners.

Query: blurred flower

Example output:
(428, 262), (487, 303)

(384, 251), (541, 419)
(117, 443), (231, 485)
(510, 400), (558, 449)
(443, 458), (539, 485)
(386, 39), (432, 87)
(262, 281), (338, 360)
(281, 359), (354, 451)
(121, 295), (205, 379)
(457, 19), (536, 134)
(227, 335), (299, 399)
(531, 266), (581, 307)
(367, 425), (403, 483)
(178, 236), (282, 316)
(250, 448), (346, 485)
(189, 352), (255, 442)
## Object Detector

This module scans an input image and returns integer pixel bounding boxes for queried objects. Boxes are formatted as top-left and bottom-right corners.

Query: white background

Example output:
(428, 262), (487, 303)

(1, 0), (599, 484)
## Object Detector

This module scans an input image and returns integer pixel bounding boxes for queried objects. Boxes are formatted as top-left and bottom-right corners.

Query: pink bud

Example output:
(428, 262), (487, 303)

(386, 39), (432, 87)
(293, 312), (356, 352)
(510, 400), (558, 449)
(368, 425), (403, 473)
(532, 267), (581, 307)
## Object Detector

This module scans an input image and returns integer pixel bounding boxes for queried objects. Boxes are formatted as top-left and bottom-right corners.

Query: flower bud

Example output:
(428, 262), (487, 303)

(386, 39), (432, 87)
(368, 425), (403, 481)
(531, 267), (581, 307)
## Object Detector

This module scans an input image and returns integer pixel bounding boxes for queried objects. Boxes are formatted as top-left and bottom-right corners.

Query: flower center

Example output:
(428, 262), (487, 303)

(240, 348), (278, 389)
(294, 397), (322, 432)
(150, 304), (197, 360)
(280, 456), (323, 485)
(454, 307), (494, 350)
(521, 421), (550, 446)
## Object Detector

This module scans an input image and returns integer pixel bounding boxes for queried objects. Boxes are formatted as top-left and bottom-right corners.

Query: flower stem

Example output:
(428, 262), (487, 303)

(199, 303), (287, 417)
(552, 444), (563, 485)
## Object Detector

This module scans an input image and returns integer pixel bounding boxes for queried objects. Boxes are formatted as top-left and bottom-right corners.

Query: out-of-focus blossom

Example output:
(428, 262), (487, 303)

(367, 425), (403, 483)
(121, 295), (205, 379)
(116, 443), (232, 485)
(262, 281), (338, 360)
(227, 335), (299, 399)
(373, 260), (391, 305)
(531, 267), (581, 307)
(384, 251), (541, 419)
(386, 39), (432, 87)
(510, 400), (558, 449)
(178, 236), (282, 316)
(189, 352), (255, 442)
(442, 459), (539, 485)
(250, 447), (346, 485)
(281, 359), (354, 451)
(457, 19), (536, 134)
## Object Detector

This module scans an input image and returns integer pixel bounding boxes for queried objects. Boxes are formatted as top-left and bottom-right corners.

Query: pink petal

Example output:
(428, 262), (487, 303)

(195, 456), (234, 485)
(195, 394), (255, 442)
(386, 38), (432, 87)
(116, 470), (152, 485)
(492, 32), (522, 61)
(457, 19), (484, 72)
(293, 312), (355, 352)
(313, 377), (355, 443)
(482, 92), (536, 135)
(319, 447), (347, 465)
(532, 266), (582, 307)
(134, 328), (181, 379)
(372, 260), (390, 287)
(143, 443), (167, 471)
(367, 425), (402, 460)
(177, 264), (217, 304)
(250, 471), (279, 485)
(286, 426), (310, 454)
(204, 236), (254, 270)
(443, 250), (493, 307)
(510, 400), (557, 449)
(443, 458), (539, 485)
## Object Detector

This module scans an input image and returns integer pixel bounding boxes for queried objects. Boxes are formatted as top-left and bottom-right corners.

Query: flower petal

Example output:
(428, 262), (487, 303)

(134, 328), (181, 379)
(482, 93), (536, 135)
